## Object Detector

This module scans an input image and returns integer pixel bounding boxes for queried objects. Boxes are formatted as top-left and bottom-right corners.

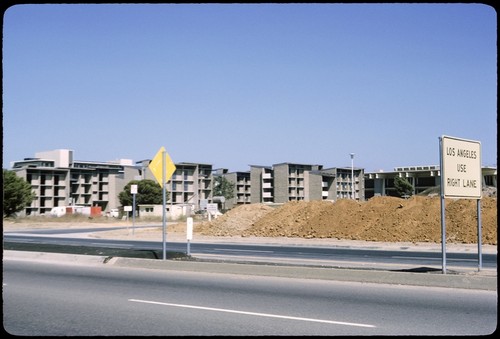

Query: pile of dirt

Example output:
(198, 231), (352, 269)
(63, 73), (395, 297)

(196, 203), (275, 236)
(196, 196), (497, 245)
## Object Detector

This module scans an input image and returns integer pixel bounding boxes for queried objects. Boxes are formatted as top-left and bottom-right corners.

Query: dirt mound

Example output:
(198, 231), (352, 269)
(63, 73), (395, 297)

(195, 203), (275, 236)
(198, 196), (497, 245)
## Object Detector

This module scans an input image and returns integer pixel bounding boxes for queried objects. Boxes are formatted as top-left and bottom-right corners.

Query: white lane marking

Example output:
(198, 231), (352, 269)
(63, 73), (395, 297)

(128, 299), (375, 328)
(391, 256), (476, 262)
(214, 248), (274, 253)
(90, 242), (132, 248)
(391, 256), (439, 261)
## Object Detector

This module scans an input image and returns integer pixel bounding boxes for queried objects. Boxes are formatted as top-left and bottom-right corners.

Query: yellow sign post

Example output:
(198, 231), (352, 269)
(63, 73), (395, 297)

(148, 146), (176, 260)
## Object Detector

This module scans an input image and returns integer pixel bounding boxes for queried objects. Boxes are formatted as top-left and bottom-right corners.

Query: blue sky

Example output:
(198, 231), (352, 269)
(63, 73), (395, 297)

(3, 4), (497, 172)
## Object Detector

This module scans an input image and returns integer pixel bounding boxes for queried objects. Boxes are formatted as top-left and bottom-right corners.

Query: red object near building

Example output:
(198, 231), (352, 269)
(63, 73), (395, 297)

(90, 206), (102, 217)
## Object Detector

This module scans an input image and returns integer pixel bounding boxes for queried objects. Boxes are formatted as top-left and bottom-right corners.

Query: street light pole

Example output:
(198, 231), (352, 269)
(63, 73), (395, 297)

(350, 153), (355, 200)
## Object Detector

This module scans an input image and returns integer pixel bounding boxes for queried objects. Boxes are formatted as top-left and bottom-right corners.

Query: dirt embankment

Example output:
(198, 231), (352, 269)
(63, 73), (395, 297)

(195, 196), (497, 245)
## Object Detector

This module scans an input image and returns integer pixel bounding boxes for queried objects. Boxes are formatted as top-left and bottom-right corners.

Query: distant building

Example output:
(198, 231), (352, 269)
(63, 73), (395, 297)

(364, 165), (497, 198)
(250, 162), (365, 203)
(11, 149), (139, 216)
(138, 203), (192, 220)
(215, 169), (251, 210)
(309, 166), (365, 201)
(250, 165), (274, 204)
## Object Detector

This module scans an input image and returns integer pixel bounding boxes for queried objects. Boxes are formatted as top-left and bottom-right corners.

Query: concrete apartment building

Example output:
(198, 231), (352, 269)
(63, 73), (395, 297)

(170, 162), (213, 208)
(250, 165), (275, 204)
(214, 169), (251, 210)
(249, 163), (365, 204)
(10, 149), (139, 216)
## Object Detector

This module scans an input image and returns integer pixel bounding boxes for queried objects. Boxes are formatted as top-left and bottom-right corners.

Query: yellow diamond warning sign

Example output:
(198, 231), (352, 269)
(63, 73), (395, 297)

(148, 146), (176, 188)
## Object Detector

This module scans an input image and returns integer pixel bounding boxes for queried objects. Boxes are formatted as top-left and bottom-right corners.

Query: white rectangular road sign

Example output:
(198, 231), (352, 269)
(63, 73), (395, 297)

(441, 136), (482, 199)
(199, 199), (208, 210)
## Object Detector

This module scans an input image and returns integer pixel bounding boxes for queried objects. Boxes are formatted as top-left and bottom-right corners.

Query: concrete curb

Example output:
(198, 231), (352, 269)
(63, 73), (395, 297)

(4, 250), (496, 291)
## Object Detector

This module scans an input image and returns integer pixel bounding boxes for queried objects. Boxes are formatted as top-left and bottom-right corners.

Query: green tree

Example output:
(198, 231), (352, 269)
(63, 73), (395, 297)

(118, 179), (166, 211)
(212, 175), (235, 202)
(3, 169), (35, 217)
(394, 176), (414, 198)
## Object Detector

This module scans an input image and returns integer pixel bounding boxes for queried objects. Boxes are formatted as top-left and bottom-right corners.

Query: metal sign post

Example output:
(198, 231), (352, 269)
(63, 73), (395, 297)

(438, 138), (447, 274)
(148, 146), (177, 261)
(477, 199), (482, 270)
(162, 150), (166, 260)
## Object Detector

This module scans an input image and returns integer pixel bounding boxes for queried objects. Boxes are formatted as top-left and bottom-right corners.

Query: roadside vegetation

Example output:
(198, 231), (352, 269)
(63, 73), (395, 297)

(3, 169), (35, 218)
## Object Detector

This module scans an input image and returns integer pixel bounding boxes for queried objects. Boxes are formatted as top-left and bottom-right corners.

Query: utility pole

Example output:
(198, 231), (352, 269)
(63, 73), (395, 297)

(350, 153), (355, 200)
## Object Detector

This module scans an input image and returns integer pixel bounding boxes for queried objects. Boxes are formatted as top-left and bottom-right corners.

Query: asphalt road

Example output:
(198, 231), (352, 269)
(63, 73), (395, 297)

(4, 230), (496, 272)
(3, 256), (497, 336)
